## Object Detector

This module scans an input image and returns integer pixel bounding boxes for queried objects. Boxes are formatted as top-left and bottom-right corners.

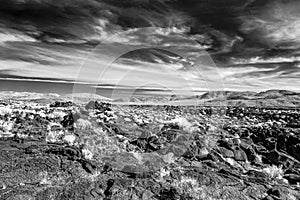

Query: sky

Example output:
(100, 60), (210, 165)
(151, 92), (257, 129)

(0, 0), (299, 95)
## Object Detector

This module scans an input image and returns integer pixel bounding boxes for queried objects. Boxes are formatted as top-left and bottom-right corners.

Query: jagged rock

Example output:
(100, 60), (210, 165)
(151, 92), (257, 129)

(283, 174), (300, 185)
(233, 147), (247, 161)
(182, 142), (210, 161)
(240, 142), (256, 162)
(265, 137), (277, 150)
(157, 187), (179, 200)
(263, 150), (296, 167)
(159, 124), (179, 142)
(218, 139), (234, 150)
(1, 97), (300, 200)
(85, 101), (111, 112)
(247, 170), (269, 183)
(129, 136), (162, 152)
(264, 150), (280, 165)
(267, 188), (281, 198)
(218, 147), (234, 158)
(61, 112), (75, 130)
(289, 143), (300, 161)
(254, 144), (268, 154)
(50, 101), (73, 108)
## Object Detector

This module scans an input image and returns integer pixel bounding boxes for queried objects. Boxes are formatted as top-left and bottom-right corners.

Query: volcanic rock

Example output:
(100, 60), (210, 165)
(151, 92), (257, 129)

(233, 147), (247, 161)
(218, 147), (234, 158)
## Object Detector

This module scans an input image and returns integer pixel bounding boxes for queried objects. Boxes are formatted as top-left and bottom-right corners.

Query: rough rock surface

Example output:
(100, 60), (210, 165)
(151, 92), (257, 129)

(0, 99), (299, 200)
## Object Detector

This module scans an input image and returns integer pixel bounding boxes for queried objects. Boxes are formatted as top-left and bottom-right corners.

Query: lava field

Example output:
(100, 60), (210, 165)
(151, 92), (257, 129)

(0, 100), (299, 200)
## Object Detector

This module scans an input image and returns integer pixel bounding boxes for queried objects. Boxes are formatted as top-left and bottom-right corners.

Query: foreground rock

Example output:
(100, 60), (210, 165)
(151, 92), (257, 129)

(0, 100), (299, 200)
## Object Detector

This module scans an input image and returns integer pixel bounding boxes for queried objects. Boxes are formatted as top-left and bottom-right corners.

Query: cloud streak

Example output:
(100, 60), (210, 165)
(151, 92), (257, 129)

(0, 0), (299, 93)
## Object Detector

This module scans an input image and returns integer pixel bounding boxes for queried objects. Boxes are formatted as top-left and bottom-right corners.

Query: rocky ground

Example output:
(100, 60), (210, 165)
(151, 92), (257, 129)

(0, 98), (299, 200)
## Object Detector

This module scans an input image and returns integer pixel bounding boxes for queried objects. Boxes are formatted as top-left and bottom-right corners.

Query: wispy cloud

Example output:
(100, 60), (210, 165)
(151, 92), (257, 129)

(231, 56), (300, 65)
(0, 0), (299, 93)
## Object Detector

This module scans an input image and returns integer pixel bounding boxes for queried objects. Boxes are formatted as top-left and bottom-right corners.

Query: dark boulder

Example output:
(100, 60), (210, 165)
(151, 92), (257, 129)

(264, 137), (277, 150)
(61, 112), (75, 130)
(85, 101), (111, 112)
(288, 143), (300, 162)
(267, 188), (281, 199)
(263, 150), (280, 165)
(240, 142), (256, 162)
(50, 101), (74, 108)
(218, 139), (234, 150)
(157, 187), (179, 200)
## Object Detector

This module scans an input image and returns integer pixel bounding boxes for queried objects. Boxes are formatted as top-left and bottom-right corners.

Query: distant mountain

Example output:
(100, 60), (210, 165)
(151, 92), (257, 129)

(1, 90), (299, 108)
(114, 89), (300, 107)
(199, 91), (257, 100)
(0, 92), (112, 103)
(0, 91), (60, 100)
(198, 90), (299, 100)
(196, 90), (300, 107)
(63, 93), (111, 100)
(254, 90), (299, 99)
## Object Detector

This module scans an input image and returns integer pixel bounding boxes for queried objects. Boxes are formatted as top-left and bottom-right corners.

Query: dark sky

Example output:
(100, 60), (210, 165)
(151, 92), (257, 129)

(0, 0), (299, 92)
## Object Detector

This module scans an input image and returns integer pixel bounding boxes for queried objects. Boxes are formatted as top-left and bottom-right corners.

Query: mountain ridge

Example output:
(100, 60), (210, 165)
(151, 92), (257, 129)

(1, 90), (300, 107)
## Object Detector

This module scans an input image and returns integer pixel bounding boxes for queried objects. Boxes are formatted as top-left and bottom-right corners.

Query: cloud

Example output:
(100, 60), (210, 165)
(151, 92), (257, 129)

(0, 0), (299, 92)
(0, 41), (90, 65)
(0, 0), (119, 42)
(0, 0), (192, 43)
(231, 56), (300, 65)
(240, 0), (300, 48)
(0, 32), (36, 43)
